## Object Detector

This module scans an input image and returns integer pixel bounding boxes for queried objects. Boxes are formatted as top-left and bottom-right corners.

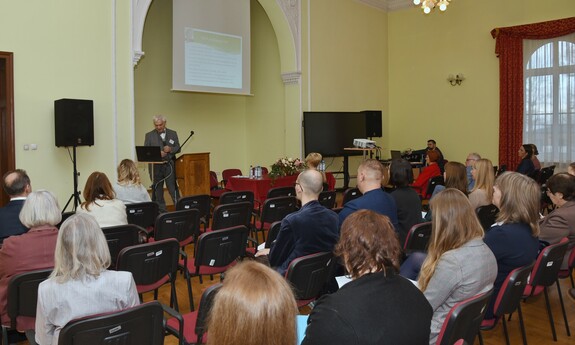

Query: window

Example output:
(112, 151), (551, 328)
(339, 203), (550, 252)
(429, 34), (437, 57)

(523, 33), (575, 168)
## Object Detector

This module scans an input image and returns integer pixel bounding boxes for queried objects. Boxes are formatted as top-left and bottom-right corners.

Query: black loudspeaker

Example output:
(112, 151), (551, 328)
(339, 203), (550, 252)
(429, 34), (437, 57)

(55, 99), (94, 147)
(362, 110), (382, 137)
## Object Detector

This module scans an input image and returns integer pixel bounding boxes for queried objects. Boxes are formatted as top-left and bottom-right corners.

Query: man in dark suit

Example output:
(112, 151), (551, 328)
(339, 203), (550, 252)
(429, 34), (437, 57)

(0, 169), (31, 243)
(255, 169), (339, 275)
(144, 115), (181, 211)
(339, 159), (398, 230)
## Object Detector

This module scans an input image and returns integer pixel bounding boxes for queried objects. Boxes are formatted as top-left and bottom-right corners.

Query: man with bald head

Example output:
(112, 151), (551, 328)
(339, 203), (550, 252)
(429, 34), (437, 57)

(0, 169), (31, 243)
(256, 169), (339, 275)
(339, 159), (398, 229)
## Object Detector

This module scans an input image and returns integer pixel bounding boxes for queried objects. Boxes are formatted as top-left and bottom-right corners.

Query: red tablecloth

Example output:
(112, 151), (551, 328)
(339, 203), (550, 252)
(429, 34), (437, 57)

(226, 173), (335, 203)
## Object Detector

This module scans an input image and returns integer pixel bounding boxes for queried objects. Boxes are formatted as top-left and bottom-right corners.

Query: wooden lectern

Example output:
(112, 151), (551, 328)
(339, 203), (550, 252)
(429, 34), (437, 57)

(175, 152), (210, 196)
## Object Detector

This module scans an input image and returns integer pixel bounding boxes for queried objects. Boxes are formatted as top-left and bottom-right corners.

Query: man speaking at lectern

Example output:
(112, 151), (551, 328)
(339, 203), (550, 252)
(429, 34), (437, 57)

(144, 115), (180, 212)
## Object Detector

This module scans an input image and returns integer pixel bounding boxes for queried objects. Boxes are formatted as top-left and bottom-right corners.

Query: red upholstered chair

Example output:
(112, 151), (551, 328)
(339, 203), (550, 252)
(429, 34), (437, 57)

(267, 186), (296, 199)
(285, 252), (334, 308)
(180, 225), (248, 311)
(522, 237), (570, 341)
(57, 302), (165, 345)
(125, 201), (159, 235)
(479, 263), (534, 345)
(101, 224), (143, 269)
(150, 209), (200, 252)
(209, 171), (226, 199)
(253, 196), (297, 243)
(403, 222), (432, 254)
(176, 195), (211, 232)
(318, 190), (337, 209)
(117, 239), (181, 311)
(475, 204), (499, 232)
(165, 283), (222, 345)
(435, 289), (493, 345)
(221, 169), (243, 187)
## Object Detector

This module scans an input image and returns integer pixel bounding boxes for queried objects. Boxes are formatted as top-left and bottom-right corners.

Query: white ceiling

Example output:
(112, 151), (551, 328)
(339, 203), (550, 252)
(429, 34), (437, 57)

(354, 0), (413, 12)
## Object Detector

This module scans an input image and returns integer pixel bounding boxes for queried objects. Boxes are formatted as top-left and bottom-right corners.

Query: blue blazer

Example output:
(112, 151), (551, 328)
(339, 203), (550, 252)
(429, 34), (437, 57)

(0, 200), (28, 242)
(339, 188), (399, 230)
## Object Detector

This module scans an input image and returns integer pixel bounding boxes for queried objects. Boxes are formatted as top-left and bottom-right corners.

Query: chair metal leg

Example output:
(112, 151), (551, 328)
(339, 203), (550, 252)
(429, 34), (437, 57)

(184, 268), (195, 311)
(555, 280), (571, 337)
(517, 304), (528, 345)
(170, 276), (179, 312)
(569, 270), (575, 289)
(543, 287), (558, 341)
(502, 316), (511, 345)
(477, 331), (484, 345)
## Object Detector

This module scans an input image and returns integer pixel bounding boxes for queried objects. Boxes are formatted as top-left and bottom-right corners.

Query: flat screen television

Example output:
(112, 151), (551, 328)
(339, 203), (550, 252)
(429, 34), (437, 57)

(303, 111), (379, 157)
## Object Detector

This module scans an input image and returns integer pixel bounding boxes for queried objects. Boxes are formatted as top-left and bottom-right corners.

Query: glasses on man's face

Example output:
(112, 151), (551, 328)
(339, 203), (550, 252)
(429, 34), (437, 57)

(295, 182), (303, 192)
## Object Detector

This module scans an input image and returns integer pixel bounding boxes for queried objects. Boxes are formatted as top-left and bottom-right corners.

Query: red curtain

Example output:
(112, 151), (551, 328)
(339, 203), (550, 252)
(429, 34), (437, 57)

(490, 17), (575, 171)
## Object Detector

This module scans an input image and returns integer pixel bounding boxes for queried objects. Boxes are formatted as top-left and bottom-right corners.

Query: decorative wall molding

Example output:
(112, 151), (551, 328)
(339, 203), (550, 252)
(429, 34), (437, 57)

(276, 0), (301, 71)
(132, 0), (153, 66)
(281, 71), (301, 85)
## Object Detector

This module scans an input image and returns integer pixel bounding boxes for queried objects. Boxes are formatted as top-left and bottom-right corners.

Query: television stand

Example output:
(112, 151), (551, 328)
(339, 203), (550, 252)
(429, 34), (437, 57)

(342, 148), (377, 189)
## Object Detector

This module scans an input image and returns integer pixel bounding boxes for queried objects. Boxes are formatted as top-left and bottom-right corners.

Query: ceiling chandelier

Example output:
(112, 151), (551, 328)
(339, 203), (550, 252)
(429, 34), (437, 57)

(413, 0), (451, 14)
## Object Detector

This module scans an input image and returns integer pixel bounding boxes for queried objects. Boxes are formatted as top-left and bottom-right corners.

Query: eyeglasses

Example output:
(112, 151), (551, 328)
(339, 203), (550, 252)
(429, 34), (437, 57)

(295, 182), (303, 192)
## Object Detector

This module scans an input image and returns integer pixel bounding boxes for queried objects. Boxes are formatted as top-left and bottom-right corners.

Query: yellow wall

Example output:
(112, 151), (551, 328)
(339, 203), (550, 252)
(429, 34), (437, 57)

(0, 0), (133, 208)
(388, 0), (575, 165)
(135, 0), (285, 184)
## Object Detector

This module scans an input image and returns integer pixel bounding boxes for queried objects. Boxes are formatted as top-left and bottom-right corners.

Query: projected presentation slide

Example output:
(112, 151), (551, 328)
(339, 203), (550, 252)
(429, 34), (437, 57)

(184, 28), (242, 89)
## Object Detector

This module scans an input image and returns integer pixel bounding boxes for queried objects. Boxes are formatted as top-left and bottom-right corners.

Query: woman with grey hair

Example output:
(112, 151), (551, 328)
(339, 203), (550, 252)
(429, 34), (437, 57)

(0, 190), (61, 331)
(35, 213), (139, 345)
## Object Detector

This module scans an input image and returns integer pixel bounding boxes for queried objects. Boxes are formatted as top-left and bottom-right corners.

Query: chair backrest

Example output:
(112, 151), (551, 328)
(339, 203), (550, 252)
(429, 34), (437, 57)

(538, 165), (555, 185)
(117, 239), (180, 290)
(57, 211), (76, 228)
(193, 226), (249, 270)
(436, 289), (493, 345)
(221, 169), (243, 182)
(493, 262), (534, 317)
(342, 187), (362, 206)
(7, 269), (52, 329)
(57, 301), (165, 345)
(153, 209), (200, 247)
(265, 221), (282, 249)
(209, 171), (219, 189)
(425, 175), (445, 198)
(403, 222), (432, 253)
(497, 165), (507, 176)
(211, 201), (252, 231)
(267, 186), (296, 199)
(219, 190), (255, 207)
(102, 224), (143, 269)
(126, 202), (159, 230)
(260, 196), (297, 225)
(194, 283), (222, 342)
(475, 204), (499, 232)
(528, 237), (569, 288)
(176, 194), (211, 220)
(285, 252), (334, 301)
(318, 190), (336, 209)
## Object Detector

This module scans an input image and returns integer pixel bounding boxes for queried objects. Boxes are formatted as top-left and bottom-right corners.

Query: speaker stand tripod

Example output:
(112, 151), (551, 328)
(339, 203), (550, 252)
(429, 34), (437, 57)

(62, 145), (82, 213)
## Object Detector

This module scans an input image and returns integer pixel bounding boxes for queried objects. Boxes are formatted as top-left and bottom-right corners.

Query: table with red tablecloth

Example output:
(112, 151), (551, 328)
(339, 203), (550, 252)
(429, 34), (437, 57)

(226, 173), (335, 203)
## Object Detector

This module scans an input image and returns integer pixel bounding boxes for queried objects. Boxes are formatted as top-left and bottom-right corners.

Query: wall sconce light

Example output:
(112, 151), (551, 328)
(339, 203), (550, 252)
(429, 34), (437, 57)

(447, 74), (465, 86)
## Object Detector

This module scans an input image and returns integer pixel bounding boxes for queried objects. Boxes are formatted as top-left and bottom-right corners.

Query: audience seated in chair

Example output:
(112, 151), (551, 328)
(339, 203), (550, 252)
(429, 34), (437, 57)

(483, 172), (540, 320)
(411, 189), (497, 344)
(411, 150), (442, 198)
(255, 169), (339, 275)
(0, 169), (31, 243)
(0, 191), (60, 331)
(35, 213), (140, 345)
(468, 158), (495, 210)
(539, 172), (575, 269)
(465, 152), (481, 191)
(114, 159), (151, 204)
(76, 172), (128, 228)
(207, 261), (298, 345)
(389, 158), (423, 245)
(301, 210), (432, 345)
(516, 144), (536, 176)
(338, 159), (398, 229)
(305, 152), (327, 184)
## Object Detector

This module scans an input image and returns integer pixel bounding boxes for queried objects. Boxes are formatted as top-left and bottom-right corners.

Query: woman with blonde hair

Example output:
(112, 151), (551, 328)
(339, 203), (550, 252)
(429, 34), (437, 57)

(468, 158), (495, 209)
(77, 171), (127, 227)
(35, 213), (139, 345)
(483, 172), (540, 319)
(0, 191), (61, 331)
(207, 261), (298, 345)
(418, 189), (496, 344)
(303, 210), (432, 345)
(114, 159), (151, 204)
(305, 152), (327, 185)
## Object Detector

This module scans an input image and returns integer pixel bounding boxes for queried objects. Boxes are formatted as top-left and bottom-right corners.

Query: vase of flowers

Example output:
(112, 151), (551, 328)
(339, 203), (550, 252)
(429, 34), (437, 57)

(269, 157), (304, 179)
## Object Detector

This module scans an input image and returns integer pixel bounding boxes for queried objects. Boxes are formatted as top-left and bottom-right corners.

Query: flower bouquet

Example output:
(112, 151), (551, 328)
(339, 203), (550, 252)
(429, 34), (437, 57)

(269, 157), (304, 179)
